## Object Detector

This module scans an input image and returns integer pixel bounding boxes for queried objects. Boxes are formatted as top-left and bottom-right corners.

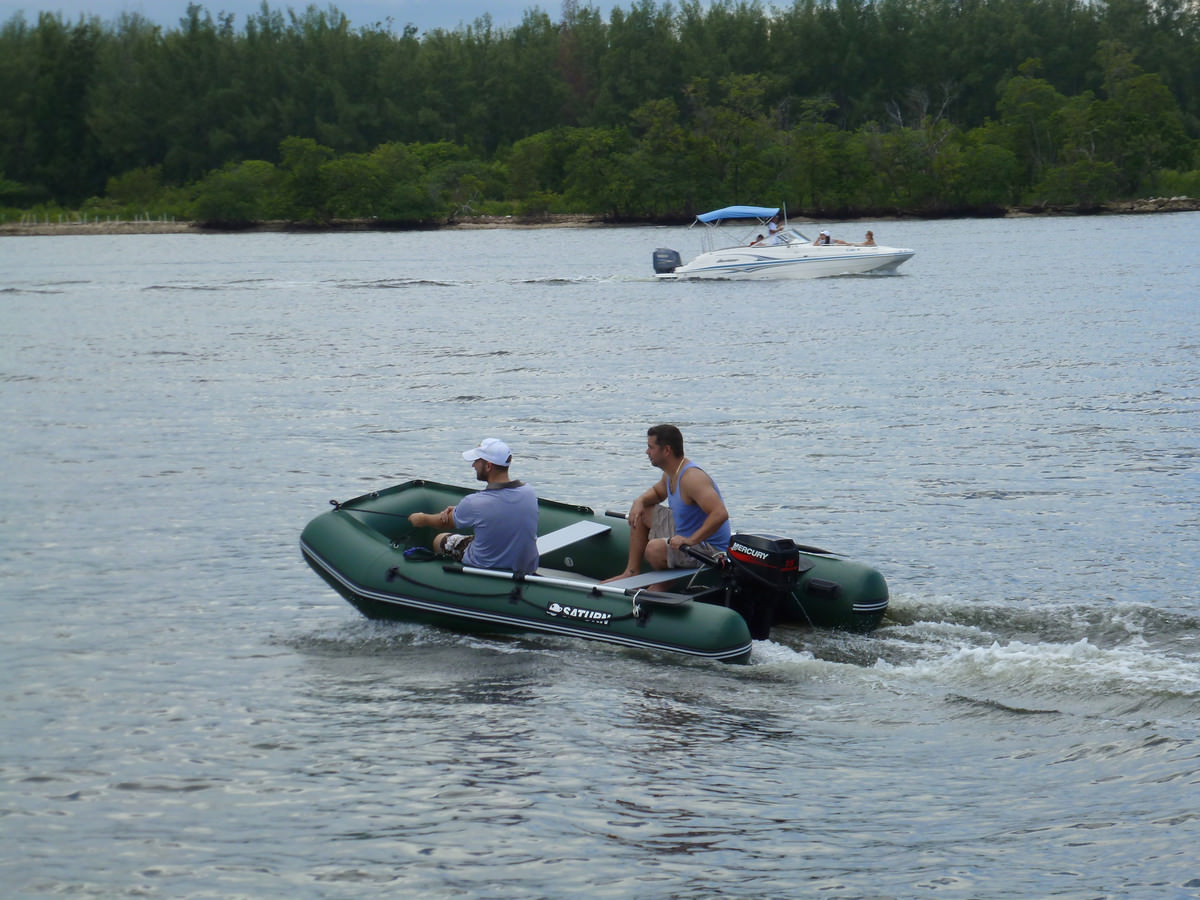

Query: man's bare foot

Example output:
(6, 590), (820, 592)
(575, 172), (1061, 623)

(601, 569), (638, 584)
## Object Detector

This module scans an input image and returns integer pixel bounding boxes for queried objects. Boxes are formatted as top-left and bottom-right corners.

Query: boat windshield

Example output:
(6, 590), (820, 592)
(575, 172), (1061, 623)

(775, 228), (810, 244)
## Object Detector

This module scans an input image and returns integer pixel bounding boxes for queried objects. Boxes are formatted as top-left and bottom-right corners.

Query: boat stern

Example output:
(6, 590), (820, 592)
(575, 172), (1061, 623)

(787, 553), (889, 632)
(652, 247), (682, 274)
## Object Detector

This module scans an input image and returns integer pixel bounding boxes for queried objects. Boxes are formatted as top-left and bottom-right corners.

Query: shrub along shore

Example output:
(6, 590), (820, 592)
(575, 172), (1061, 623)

(2, 197), (1198, 237)
(5, 1), (1198, 230)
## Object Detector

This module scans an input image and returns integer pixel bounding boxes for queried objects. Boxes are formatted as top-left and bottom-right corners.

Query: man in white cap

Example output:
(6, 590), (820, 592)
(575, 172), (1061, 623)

(407, 438), (539, 573)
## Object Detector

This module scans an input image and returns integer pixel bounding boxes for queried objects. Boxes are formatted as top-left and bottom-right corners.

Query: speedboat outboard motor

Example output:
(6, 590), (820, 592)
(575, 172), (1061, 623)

(652, 247), (681, 274)
(725, 534), (807, 639)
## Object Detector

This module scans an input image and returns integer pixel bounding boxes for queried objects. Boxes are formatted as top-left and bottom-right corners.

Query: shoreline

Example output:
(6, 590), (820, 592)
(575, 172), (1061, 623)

(2, 198), (1196, 237)
(0, 214), (609, 237)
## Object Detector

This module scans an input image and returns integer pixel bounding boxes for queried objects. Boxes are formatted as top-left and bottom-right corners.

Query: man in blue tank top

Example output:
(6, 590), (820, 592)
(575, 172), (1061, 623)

(604, 424), (731, 583)
(408, 437), (540, 574)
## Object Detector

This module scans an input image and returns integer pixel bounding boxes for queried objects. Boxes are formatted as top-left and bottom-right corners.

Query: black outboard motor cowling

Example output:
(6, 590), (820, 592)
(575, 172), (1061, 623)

(653, 247), (682, 274)
(726, 534), (803, 639)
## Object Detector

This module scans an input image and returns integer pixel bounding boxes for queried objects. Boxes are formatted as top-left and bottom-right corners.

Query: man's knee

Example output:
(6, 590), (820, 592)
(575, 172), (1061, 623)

(645, 538), (669, 569)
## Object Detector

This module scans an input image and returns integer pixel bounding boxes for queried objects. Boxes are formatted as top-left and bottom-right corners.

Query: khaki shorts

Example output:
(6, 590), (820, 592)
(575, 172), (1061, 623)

(650, 506), (720, 568)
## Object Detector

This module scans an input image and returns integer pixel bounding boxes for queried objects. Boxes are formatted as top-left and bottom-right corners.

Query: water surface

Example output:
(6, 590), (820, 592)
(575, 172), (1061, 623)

(2, 213), (1199, 898)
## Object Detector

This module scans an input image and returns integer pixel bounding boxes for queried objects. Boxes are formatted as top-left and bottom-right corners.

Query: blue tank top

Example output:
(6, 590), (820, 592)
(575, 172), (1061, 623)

(667, 462), (731, 551)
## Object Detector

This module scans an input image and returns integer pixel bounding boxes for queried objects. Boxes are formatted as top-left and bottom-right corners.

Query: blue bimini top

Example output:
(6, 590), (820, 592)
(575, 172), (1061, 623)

(695, 206), (780, 224)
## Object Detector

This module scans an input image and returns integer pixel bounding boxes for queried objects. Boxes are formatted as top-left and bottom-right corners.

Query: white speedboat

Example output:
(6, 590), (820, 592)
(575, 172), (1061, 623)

(652, 206), (914, 280)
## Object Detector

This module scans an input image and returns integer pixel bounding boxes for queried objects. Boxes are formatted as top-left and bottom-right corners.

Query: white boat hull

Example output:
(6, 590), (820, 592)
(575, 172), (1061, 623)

(659, 244), (915, 280)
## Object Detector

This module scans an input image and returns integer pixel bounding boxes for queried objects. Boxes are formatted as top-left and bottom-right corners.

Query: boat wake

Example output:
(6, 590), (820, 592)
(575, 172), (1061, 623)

(336, 275), (616, 289)
(743, 593), (1200, 727)
(143, 277), (279, 291)
(2, 284), (71, 295)
(338, 277), (461, 289)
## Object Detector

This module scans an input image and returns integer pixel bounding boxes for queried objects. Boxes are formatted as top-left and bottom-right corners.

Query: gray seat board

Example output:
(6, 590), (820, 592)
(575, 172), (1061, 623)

(603, 568), (703, 589)
(536, 520), (612, 556)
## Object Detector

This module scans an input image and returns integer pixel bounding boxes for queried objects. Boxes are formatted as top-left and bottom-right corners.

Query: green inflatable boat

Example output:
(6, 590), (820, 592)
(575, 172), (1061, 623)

(300, 479), (889, 663)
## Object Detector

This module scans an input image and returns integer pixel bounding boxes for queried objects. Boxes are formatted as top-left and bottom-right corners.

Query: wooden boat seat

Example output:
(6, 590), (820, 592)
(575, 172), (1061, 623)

(536, 520), (612, 556)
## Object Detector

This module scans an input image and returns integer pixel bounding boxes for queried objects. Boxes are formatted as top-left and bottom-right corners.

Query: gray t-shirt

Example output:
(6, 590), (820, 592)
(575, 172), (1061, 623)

(454, 481), (540, 573)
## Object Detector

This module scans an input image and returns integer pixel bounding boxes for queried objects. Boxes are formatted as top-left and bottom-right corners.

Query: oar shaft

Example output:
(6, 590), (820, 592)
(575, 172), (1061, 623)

(455, 565), (689, 605)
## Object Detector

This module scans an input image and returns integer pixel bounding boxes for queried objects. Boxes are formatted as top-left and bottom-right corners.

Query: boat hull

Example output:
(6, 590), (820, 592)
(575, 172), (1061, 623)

(299, 480), (889, 662)
(660, 246), (914, 280)
(786, 550), (890, 632)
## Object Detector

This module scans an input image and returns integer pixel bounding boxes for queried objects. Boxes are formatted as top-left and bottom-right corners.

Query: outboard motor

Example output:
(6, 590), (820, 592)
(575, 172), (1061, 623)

(725, 534), (805, 639)
(652, 247), (682, 274)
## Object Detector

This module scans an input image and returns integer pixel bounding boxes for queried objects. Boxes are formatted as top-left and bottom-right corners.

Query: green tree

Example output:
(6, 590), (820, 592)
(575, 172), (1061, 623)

(1089, 41), (1193, 192)
(945, 124), (1022, 208)
(591, 0), (680, 125)
(278, 135), (335, 221)
(563, 126), (636, 215)
(156, 5), (242, 185)
(1, 0), (1198, 218)
(11, 14), (107, 202)
(624, 98), (704, 215)
(369, 142), (443, 220)
(1032, 159), (1122, 206)
(87, 14), (168, 181)
(321, 152), (385, 218)
(503, 128), (582, 203)
(191, 159), (283, 222)
(996, 59), (1067, 185)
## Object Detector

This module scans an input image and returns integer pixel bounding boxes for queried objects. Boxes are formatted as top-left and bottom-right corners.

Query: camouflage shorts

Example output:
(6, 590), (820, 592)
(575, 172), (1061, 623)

(439, 533), (475, 562)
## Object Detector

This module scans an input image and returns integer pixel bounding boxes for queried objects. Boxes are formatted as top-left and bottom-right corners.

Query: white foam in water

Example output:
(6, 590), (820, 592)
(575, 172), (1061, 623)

(875, 636), (1200, 699)
(749, 639), (818, 667)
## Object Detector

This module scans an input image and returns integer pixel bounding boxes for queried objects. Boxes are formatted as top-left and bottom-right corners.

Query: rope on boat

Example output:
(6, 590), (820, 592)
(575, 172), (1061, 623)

(631, 589), (645, 621)
(386, 564), (641, 622)
(789, 589), (816, 629)
(330, 498), (414, 522)
(385, 565), (513, 601)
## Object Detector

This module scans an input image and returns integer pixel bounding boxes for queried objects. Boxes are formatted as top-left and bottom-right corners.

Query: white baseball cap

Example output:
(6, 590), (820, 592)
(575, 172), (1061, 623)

(463, 438), (512, 465)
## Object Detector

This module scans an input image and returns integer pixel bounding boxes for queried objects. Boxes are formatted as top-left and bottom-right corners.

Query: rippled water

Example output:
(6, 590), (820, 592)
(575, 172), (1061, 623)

(2, 214), (1199, 898)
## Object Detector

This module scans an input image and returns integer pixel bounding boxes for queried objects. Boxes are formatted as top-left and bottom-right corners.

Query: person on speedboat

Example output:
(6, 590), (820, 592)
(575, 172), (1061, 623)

(758, 215), (789, 245)
(603, 424), (731, 586)
(408, 437), (539, 573)
(814, 229), (850, 246)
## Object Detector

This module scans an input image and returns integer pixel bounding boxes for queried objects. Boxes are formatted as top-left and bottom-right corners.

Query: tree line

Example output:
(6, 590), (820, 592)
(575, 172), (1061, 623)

(1, 0), (1197, 224)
